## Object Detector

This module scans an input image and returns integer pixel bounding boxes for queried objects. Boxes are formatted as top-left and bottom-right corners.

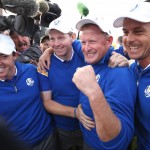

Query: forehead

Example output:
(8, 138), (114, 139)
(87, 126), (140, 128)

(0, 53), (9, 57)
(79, 25), (105, 39)
(49, 29), (65, 35)
(80, 24), (102, 32)
(10, 32), (29, 39)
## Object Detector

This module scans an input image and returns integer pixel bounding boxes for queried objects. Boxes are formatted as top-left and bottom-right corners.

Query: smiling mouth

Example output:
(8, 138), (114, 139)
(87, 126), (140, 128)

(0, 67), (5, 73)
(127, 46), (140, 53)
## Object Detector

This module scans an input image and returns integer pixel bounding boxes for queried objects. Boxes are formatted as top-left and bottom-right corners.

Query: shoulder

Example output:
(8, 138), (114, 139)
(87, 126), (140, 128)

(16, 61), (36, 72)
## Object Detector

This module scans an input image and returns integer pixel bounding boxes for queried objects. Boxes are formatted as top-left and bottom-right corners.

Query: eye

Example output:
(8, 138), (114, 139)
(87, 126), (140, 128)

(0, 55), (9, 60)
(49, 38), (54, 41)
(134, 30), (144, 34)
(81, 41), (86, 45)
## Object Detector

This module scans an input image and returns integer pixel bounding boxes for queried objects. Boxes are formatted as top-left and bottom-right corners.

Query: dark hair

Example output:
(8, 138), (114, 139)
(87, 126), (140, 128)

(117, 36), (122, 45)
(9, 30), (15, 36)
(40, 35), (49, 43)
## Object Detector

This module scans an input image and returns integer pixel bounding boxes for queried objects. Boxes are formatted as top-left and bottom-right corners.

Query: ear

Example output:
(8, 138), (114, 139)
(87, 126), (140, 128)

(107, 35), (113, 48)
(13, 52), (19, 60)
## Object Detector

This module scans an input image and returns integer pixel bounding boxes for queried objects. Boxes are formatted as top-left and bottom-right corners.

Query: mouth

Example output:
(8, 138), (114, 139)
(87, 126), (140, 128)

(18, 43), (26, 47)
(127, 46), (140, 53)
(85, 52), (95, 58)
(0, 67), (5, 73)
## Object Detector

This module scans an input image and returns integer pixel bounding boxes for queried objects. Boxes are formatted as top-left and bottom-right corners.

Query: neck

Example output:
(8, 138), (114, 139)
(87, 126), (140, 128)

(55, 48), (73, 61)
(138, 59), (150, 69)
(5, 65), (16, 80)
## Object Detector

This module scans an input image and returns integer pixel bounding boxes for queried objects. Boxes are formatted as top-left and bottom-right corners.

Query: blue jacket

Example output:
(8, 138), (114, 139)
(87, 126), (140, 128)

(72, 42), (137, 150)
(131, 62), (150, 150)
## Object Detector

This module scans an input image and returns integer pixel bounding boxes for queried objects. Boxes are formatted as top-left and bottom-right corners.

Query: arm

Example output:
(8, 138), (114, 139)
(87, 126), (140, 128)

(72, 65), (121, 142)
(41, 91), (95, 130)
(37, 47), (54, 71)
(41, 91), (76, 117)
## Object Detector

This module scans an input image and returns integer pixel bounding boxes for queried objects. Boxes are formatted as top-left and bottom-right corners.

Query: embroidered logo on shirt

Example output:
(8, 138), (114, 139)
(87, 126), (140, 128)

(96, 74), (100, 82)
(37, 68), (48, 77)
(26, 78), (34, 86)
(144, 85), (150, 98)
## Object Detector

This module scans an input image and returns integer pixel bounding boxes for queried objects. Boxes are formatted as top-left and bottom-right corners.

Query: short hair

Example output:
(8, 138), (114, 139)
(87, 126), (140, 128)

(40, 35), (49, 43)
(9, 30), (15, 36)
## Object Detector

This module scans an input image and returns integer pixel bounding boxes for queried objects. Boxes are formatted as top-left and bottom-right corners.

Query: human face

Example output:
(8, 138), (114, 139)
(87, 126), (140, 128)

(122, 18), (150, 68)
(0, 53), (17, 80)
(49, 30), (73, 60)
(79, 25), (113, 64)
(40, 39), (50, 52)
(10, 32), (31, 52)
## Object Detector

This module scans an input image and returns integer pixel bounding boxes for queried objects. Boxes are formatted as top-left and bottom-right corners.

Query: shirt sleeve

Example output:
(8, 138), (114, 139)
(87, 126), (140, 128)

(37, 68), (51, 91)
(72, 40), (84, 60)
(101, 67), (137, 149)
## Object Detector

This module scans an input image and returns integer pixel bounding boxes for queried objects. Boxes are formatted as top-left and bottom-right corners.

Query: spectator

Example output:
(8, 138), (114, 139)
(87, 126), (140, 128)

(9, 30), (42, 64)
(40, 35), (50, 52)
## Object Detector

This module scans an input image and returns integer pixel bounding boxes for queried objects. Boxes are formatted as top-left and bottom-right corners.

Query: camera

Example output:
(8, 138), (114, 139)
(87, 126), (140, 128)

(0, 0), (62, 36)
(0, 15), (34, 36)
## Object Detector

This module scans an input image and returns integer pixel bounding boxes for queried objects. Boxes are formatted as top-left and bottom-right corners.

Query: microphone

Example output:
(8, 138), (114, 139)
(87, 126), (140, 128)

(37, 0), (49, 14)
(77, 2), (89, 39)
(0, 0), (39, 16)
(77, 2), (89, 17)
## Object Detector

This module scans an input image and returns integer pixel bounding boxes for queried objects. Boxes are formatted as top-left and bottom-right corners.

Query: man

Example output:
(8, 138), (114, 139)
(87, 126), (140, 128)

(40, 35), (50, 52)
(37, 17), (94, 150)
(0, 34), (57, 150)
(9, 31), (42, 64)
(113, 1), (150, 149)
(72, 17), (137, 150)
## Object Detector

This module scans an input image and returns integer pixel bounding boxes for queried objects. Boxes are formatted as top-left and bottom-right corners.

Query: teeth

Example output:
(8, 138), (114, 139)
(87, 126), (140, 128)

(0, 68), (4, 72)
(129, 46), (138, 49)
(86, 53), (94, 57)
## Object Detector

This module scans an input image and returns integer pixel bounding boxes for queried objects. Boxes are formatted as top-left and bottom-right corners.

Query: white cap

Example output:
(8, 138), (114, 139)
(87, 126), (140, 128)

(0, 34), (16, 55)
(113, 2), (150, 28)
(76, 17), (111, 35)
(45, 16), (73, 35)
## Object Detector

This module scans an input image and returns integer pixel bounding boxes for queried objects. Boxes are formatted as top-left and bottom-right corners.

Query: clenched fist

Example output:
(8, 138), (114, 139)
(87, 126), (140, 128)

(72, 65), (100, 98)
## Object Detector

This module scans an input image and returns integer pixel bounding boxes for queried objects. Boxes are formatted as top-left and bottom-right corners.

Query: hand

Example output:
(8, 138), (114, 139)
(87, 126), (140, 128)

(108, 51), (129, 68)
(37, 47), (53, 71)
(72, 65), (98, 97)
(76, 104), (95, 131)
(30, 60), (38, 66)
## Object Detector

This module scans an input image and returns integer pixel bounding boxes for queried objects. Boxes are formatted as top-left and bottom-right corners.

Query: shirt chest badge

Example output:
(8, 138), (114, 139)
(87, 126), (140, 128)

(96, 74), (100, 82)
(144, 85), (150, 98)
(26, 78), (34, 86)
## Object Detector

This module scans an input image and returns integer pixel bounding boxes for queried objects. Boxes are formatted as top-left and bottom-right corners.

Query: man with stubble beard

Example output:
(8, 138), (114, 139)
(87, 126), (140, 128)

(9, 30), (42, 64)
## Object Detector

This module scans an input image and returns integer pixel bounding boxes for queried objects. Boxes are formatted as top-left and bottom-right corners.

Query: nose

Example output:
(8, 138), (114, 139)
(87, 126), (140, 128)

(83, 42), (90, 52)
(17, 35), (24, 42)
(126, 32), (135, 42)
(54, 39), (61, 46)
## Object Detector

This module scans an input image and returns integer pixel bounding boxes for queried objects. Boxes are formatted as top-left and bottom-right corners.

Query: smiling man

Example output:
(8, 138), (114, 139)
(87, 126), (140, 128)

(113, 1), (150, 149)
(72, 17), (137, 150)
(0, 34), (57, 150)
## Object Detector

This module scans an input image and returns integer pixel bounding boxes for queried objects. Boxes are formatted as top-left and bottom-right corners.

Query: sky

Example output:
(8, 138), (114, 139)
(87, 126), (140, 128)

(2, 0), (142, 41)
(52, 0), (141, 41)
